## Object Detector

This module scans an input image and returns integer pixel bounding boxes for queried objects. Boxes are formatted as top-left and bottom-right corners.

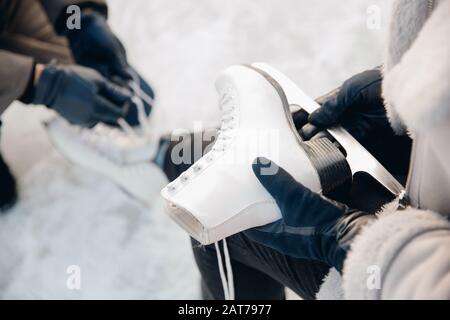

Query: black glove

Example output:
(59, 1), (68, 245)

(33, 64), (131, 127)
(293, 68), (412, 177)
(65, 11), (130, 80)
(296, 68), (390, 141)
(244, 158), (375, 272)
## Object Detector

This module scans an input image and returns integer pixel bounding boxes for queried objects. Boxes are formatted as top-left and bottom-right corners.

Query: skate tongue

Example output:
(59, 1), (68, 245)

(216, 70), (238, 114)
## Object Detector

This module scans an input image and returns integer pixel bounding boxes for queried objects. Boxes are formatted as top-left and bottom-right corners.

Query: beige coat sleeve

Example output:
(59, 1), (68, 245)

(0, 50), (34, 114)
(343, 204), (450, 299)
(39, 0), (108, 31)
(343, 1), (450, 300)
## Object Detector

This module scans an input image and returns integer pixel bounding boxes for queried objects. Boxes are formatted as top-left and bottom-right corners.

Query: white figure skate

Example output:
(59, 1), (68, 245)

(161, 65), (351, 245)
(45, 117), (166, 207)
(251, 63), (405, 198)
(44, 73), (165, 207)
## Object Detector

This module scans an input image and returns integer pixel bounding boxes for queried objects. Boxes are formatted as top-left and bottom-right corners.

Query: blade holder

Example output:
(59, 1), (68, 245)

(302, 138), (352, 195)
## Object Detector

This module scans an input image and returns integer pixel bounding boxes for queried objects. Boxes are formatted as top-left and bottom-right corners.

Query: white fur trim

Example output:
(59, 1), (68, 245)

(382, 98), (407, 135)
(384, 0), (430, 72)
(382, 0), (450, 132)
(343, 204), (450, 300)
(316, 268), (344, 300)
(380, 66), (407, 135)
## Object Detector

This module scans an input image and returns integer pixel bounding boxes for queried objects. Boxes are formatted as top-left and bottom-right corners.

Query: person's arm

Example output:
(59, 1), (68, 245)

(343, 205), (450, 299)
(1, 48), (134, 128)
(39, 0), (107, 33)
(0, 50), (35, 114)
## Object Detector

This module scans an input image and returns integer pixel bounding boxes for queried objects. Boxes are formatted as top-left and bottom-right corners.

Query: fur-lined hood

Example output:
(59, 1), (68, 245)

(382, 0), (450, 134)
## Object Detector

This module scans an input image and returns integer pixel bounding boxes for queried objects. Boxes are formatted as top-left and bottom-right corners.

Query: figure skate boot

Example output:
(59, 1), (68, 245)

(44, 68), (166, 206)
(161, 65), (351, 245)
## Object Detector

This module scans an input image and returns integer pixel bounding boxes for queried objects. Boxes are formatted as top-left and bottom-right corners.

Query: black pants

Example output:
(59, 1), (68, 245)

(191, 234), (330, 300)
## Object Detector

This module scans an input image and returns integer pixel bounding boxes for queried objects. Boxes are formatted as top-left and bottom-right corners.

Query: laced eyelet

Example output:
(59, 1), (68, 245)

(193, 165), (202, 172)
(180, 174), (189, 182)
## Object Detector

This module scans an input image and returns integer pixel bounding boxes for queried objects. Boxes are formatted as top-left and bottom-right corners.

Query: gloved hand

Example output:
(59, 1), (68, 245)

(33, 64), (131, 127)
(295, 68), (390, 141)
(293, 68), (412, 177)
(244, 158), (375, 272)
(65, 11), (130, 80)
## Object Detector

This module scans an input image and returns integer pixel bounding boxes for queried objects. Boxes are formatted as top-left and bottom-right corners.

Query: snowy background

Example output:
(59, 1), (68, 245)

(0, 0), (388, 299)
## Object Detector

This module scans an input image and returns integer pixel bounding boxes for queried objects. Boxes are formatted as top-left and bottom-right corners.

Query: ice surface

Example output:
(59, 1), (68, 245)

(0, 0), (387, 299)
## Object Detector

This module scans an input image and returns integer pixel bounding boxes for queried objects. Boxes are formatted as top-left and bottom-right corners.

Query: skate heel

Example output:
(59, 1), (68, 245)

(302, 138), (352, 194)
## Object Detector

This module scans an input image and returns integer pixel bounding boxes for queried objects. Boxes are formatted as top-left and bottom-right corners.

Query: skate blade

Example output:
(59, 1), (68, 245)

(250, 63), (405, 197)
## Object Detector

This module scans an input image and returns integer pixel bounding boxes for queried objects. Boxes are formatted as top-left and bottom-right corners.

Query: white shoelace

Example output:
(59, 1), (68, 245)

(75, 69), (157, 163)
(212, 89), (236, 153)
(166, 87), (237, 192)
(166, 87), (236, 300)
(215, 239), (235, 300)
(211, 89), (236, 300)
(117, 68), (155, 139)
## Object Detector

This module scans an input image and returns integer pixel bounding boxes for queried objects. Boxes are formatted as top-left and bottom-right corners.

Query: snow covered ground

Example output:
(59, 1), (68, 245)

(0, 0), (387, 299)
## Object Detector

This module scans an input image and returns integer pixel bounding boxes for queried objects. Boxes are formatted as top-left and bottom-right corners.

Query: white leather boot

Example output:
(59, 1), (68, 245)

(161, 65), (350, 245)
(43, 70), (165, 207)
(45, 117), (166, 207)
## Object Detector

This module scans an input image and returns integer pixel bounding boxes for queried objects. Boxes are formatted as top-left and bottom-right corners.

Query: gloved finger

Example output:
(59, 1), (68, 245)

(114, 35), (128, 58)
(111, 75), (129, 87)
(245, 219), (314, 254)
(108, 52), (132, 80)
(125, 67), (156, 115)
(309, 130), (329, 141)
(99, 80), (133, 106)
(122, 98), (147, 126)
(300, 123), (321, 140)
(83, 119), (98, 129)
(308, 95), (343, 128)
(315, 87), (340, 106)
(91, 63), (111, 79)
(111, 63), (133, 81)
(67, 117), (98, 129)
(345, 69), (382, 105)
(76, 53), (111, 79)
(252, 157), (317, 221)
(135, 71), (156, 100)
(243, 220), (285, 246)
(292, 109), (309, 131)
(93, 96), (127, 123)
